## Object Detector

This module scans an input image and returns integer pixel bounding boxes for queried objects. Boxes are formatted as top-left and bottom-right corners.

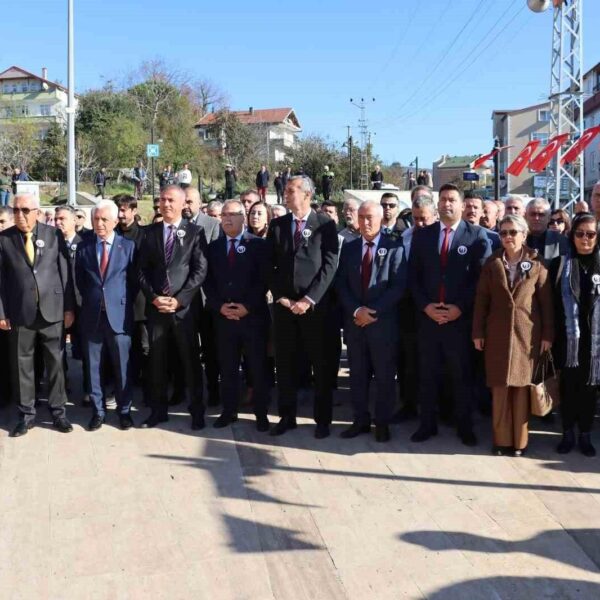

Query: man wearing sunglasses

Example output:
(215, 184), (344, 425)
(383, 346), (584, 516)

(525, 197), (568, 266)
(380, 193), (402, 236)
(0, 194), (75, 437)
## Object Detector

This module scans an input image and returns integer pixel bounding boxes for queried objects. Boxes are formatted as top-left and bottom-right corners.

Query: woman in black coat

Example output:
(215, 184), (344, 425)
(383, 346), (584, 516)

(552, 213), (600, 457)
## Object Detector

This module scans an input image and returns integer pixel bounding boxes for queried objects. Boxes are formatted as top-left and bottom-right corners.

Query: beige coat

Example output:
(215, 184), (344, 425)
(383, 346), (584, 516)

(472, 246), (554, 388)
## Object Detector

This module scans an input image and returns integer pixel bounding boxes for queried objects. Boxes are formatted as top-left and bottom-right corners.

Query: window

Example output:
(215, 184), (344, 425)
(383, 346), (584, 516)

(591, 151), (597, 174)
(20, 82), (29, 93)
(40, 104), (51, 116)
(531, 132), (549, 145)
(538, 109), (550, 122)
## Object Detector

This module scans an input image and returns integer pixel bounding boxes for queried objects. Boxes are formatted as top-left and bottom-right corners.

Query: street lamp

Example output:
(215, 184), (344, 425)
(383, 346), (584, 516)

(66, 0), (76, 206)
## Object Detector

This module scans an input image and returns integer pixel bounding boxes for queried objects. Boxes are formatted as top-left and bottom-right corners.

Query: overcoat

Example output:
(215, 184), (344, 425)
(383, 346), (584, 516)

(472, 246), (554, 387)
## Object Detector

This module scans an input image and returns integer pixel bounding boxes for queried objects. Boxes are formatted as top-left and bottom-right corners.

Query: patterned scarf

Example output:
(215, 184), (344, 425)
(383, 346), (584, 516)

(561, 251), (600, 384)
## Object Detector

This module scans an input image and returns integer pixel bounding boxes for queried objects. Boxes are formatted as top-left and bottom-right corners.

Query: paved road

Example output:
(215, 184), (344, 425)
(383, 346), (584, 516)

(1, 363), (600, 599)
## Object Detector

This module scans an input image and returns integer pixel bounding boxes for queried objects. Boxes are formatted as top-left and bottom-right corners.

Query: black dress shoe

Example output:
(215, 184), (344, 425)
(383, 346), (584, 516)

(513, 447), (527, 457)
(256, 415), (270, 432)
(269, 417), (297, 437)
(191, 414), (205, 431)
(375, 425), (391, 443)
(10, 421), (34, 437)
(557, 429), (575, 454)
(213, 413), (238, 429)
(458, 429), (477, 447)
(391, 405), (417, 424)
(340, 422), (371, 439)
(54, 417), (73, 433)
(579, 432), (596, 457)
(410, 425), (438, 443)
(119, 413), (135, 430)
(314, 424), (330, 439)
(140, 414), (169, 429)
(88, 414), (104, 431)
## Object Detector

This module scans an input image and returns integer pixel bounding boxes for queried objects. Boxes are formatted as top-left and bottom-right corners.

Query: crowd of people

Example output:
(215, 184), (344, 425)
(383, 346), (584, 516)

(0, 176), (599, 458)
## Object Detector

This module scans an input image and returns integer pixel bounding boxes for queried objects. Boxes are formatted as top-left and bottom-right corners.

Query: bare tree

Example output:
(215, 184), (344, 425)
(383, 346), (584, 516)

(0, 119), (41, 171)
(185, 78), (229, 117)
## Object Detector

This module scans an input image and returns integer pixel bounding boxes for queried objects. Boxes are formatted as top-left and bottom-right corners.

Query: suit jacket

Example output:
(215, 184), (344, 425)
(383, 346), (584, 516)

(192, 212), (221, 244)
(484, 229), (501, 252)
(267, 210), (339, 306)
(336, 234), (406, 328)
(204, 231), (269, 319)
(138, 221), (207, 320)
(0, 223), (74, 327)
(65, 232), (83, 309)
(409, 220), (490, 317)
(117, 221), (147, 321)
(75, 235), (137, 334)
(527, 230), (568, 266)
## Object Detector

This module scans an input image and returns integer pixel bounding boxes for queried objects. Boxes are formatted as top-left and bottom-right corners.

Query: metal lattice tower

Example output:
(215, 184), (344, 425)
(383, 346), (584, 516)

(350, 98), (374, 189)
(546, 0), (584, 208)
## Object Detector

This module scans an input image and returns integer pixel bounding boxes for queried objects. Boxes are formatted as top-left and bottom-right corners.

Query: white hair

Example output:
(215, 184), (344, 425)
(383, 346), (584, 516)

(13, 193), (39, 209)
(289, 175), (315, 195)
(92, 200), (118, 220)
(359, 199), (384, 217)
(526, 197), (551, 214)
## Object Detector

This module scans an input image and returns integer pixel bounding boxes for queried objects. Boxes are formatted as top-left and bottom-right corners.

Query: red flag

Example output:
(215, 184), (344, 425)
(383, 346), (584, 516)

(561, 126), (600, 165)
(505, 140), (541, 177)
(528, 134), (570, 172)
(470, 146), (511, 170)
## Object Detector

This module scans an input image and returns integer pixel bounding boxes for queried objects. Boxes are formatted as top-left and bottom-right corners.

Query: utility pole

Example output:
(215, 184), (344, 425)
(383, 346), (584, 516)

(493, 136), (501, 200)
(529, 0), (584, 208)
(66, 0), (76, 206)
(350, 98), (375, 190)
(150, 126), (155, 199)
(346, 125), (353, 189)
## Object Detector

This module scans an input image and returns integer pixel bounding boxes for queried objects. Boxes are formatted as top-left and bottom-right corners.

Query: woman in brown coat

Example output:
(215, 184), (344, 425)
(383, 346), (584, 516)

(472, 214), (554, 456)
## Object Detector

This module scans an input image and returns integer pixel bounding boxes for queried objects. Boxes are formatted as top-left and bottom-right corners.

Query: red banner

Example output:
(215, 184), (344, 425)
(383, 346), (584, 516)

(528, 134), (570, 172)
(561, 126), (600, 165)
(505, 140), (541, 176)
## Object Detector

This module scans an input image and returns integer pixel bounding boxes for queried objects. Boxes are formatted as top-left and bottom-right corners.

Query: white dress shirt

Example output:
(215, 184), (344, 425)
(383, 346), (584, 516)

(226, 230), (244, 255)
(163, 220), (182, 244)
(438, 220), (461, 253)
(291, 211), (312, 237)
(96, 232), (115, 265)
(361, 233), (381, 258)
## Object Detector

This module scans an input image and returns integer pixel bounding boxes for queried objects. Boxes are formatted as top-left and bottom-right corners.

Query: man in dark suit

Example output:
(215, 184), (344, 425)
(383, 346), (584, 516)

(336, 201), (407, 442)
(55, 206), (89, 401)
(525, 197), (568, 265)
(138, 184), (208, 429)
(183, 186), (221, 406)
(267, 175), (339, 438)
(115, 195), (148, 393)
(204, 199), (270, 431)
(75, 200), (137, 431)
(409, 183), (491, 446)
(0, 194), (75, 437)
(0, 206), (13, 407)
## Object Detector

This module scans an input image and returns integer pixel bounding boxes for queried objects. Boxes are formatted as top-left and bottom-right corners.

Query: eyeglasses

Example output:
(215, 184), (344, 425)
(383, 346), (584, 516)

(574, 230), (597, 240)
(499, 229), (521, 238)
(221, 212), (244, 218)
(549, 219), (564, 225)
(381, 203), (397, 209)
(13, 207), (37, 216)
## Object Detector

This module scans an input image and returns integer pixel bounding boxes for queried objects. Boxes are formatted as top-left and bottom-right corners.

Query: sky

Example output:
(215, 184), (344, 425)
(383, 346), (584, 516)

(3, 0), (600, 168)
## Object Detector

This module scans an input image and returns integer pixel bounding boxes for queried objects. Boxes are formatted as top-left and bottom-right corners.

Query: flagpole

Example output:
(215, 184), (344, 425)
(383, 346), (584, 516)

(493, 137), (500, 201)
(66, 0), (76, 207)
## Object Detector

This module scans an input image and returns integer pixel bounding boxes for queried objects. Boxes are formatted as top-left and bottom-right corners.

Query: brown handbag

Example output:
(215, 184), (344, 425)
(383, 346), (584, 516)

(529, 352), (560, 417)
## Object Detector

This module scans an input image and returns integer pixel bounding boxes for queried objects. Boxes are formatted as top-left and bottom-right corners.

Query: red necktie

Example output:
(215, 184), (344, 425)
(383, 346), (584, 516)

(439, 227), (451, 302)
(361, 241), (374, 297)
(99, 241), (109, 279)
(228, 239), (236, 268)
(294, 219), (304, 249)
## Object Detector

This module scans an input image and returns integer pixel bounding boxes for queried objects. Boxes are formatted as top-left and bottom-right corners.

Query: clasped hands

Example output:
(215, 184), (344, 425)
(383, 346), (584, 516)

(278, 296), (312, 315)
(220, 303), (249, 321)
(152, 296), (180, 313)
(354, 306), (377, 328)
(424, 303), (462, 325)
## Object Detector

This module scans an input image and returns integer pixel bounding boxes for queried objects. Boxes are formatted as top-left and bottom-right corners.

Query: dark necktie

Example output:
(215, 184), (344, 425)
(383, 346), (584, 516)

(439, 226), (451, 303)
(294, 219), (304, 249)
(361, 242), (374, 297)
(99, 241), (109, 279)
(228, 238), (236, 268)
(163, 226), (175, 294)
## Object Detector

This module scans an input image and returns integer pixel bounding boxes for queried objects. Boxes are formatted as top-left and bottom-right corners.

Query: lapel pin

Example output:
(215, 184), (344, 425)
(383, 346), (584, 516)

(592, 274), (600, 285)
(302, 229), (312, 239)
(377, 247), (387, 257)
(520, 261), (532, 272)
(457, 245), (467, 255)
(236, 245), (246, 254)
(35, 240), (45, 248)
(176, 229), (186, 245)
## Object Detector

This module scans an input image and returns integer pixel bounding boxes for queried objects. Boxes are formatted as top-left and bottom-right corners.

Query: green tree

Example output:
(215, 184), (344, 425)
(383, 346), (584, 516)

(32, 122), (66, 181)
